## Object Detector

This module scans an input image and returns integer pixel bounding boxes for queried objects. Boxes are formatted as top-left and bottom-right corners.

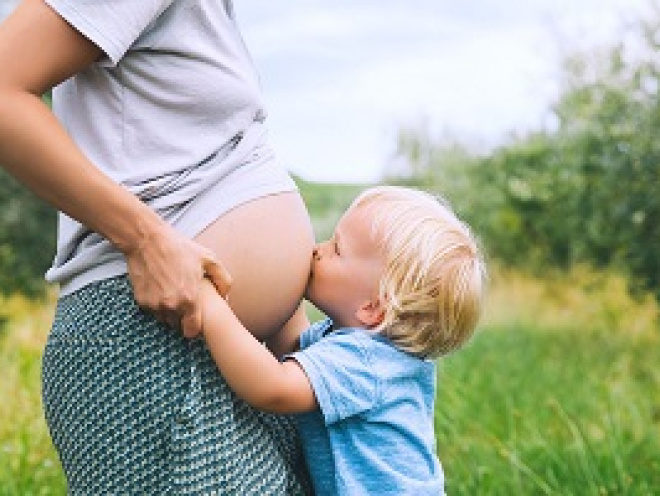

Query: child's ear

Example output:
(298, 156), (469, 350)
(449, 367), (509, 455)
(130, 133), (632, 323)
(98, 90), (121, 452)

(355, 298), (385, 328)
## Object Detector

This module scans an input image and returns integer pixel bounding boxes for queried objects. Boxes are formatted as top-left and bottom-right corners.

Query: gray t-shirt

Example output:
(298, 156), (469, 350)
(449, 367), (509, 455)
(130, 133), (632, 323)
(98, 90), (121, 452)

(45, 0), (296, 294)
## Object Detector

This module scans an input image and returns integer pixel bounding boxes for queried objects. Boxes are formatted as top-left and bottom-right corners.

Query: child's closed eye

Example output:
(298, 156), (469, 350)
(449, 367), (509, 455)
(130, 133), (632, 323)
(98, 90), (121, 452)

(334, 233), (341, 255)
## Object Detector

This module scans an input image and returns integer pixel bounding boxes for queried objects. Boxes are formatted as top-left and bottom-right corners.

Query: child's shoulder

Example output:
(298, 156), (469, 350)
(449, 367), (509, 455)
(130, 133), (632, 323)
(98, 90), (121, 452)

(307, 320), (432, 369)
(299, 318), (333, 348)
(329, 326), (432, 373)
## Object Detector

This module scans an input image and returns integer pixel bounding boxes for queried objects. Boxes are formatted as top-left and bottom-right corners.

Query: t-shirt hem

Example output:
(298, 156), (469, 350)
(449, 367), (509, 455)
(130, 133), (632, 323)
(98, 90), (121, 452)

(55, 259), (129, 297)
(54, 173), (297, 297)
(175, 165), (297, 239)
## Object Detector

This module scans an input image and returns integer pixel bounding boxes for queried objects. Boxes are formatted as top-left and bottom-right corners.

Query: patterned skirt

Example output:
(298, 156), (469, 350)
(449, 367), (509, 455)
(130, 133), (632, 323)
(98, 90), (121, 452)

(42, 275), (311, 495)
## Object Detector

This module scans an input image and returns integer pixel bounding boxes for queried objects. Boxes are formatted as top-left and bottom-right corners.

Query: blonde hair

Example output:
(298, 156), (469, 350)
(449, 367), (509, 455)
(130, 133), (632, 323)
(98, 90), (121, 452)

(353, 185), (486, 358)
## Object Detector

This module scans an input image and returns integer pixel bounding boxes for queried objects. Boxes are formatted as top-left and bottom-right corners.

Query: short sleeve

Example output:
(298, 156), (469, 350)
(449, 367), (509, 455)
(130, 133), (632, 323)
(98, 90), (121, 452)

(290, 331), (379, 425)
(45, 0), (175, 64)
(298, 318), (333, 351)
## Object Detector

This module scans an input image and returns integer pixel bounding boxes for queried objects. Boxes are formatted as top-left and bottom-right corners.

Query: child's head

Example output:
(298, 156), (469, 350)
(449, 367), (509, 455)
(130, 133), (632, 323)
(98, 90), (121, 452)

(306, 185), (486, 359)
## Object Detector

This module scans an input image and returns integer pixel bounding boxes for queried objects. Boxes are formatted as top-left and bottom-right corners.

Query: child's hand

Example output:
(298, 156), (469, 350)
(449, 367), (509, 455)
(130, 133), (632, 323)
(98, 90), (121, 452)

(198, 277), (317, 414)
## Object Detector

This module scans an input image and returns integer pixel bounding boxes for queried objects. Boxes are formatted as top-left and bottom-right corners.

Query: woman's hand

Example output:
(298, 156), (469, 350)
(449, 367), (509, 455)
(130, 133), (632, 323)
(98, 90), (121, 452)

(126, 223), (233, 338)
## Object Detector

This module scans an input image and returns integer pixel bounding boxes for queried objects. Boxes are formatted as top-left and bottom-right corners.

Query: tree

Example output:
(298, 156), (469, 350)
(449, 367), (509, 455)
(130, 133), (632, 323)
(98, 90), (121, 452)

(548, 22), (660, 299)
(388, 11), (660, 302)
(0, 168), (57, 297)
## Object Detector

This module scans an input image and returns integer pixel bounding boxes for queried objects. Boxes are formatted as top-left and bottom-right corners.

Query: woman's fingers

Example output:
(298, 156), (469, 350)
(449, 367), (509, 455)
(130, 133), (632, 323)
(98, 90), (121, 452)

(181, 300), (203, 339)
(178, 246), (233, 338)
(127, 231), (234, 338)
(126, 227), (203, 333)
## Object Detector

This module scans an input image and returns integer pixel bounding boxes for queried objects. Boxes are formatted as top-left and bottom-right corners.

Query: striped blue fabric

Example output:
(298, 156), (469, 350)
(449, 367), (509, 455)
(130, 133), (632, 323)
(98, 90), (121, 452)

(42, 275), (311, 495)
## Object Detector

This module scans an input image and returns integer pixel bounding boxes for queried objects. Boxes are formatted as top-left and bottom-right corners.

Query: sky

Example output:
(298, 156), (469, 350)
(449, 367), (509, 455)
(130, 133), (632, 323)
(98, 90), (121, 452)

(0, 0), (653, 183)
(235, 0), (652, 183)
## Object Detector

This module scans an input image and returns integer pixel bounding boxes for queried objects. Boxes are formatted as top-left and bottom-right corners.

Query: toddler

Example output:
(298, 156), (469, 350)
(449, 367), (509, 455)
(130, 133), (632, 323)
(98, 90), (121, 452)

(200, 185), (486, 495)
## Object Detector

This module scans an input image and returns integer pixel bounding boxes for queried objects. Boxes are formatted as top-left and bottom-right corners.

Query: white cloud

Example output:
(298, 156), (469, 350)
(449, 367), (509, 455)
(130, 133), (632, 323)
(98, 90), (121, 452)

(237, 0), (652, 183)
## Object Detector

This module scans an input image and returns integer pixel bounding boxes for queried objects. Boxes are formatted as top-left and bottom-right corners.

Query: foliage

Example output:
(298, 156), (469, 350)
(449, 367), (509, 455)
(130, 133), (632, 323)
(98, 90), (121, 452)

(0, 294), (64, 495)
(436, 267), (659, 495)
(294, 175), (367, 240)
(388, 14), (660, 303)
(0, 169), (57, 298)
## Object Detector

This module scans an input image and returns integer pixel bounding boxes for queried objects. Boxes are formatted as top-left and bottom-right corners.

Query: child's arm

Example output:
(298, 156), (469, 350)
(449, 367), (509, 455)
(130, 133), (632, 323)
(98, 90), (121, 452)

(265, 302), (310, 359)
(200, 281), (317, 414)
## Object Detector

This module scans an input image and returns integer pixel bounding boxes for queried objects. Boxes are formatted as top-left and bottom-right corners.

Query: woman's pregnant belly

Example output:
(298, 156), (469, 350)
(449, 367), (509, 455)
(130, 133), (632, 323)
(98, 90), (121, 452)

(195, 191), (315, 341)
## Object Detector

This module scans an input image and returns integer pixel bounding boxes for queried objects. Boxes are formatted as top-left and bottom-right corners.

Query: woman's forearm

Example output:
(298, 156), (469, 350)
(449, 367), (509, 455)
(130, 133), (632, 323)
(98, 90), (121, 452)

(0, 0), (160, 252)
(201, 283), (316, 414)
(0, 84), (232, 336)
(0, 88), (164, 253)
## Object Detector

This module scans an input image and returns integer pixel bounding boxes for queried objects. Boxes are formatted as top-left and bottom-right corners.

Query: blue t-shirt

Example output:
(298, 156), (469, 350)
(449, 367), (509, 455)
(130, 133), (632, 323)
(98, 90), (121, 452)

(289, 319), (445, 495)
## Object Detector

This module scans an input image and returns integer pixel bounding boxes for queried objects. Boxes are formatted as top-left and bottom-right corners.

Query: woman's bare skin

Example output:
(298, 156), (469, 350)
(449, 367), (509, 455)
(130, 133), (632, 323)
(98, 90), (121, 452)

(195, 191), (314, 341)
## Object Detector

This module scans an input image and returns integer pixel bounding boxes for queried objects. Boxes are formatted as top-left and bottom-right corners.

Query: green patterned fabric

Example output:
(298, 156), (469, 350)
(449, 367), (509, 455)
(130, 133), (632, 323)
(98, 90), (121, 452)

(42, 275), (311, 495)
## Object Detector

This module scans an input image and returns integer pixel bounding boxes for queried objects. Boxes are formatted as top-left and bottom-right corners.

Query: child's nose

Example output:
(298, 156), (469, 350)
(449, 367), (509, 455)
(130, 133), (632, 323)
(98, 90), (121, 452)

(312, 246), (321, 261)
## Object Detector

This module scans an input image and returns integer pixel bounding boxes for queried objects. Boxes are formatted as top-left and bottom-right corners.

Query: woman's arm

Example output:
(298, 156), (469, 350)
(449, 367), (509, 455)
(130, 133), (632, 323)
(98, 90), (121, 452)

(0, 0), (229, 335)
(200, 282), (317, 414)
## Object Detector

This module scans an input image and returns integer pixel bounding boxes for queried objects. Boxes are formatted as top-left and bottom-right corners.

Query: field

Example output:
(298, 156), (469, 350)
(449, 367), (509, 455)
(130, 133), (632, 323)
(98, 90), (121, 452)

(0, 268), (658, 495)
(437, 269), (659, 495)
(0, 293), (64, 495)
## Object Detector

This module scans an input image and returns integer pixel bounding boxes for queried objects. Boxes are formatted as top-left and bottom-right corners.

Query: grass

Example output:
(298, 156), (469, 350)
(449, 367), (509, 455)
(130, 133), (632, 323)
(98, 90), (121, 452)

(0, 269), (658, 494)
(0, 294), (65, 495)
(437, 325), (659, 495)
(437, 267), (659, 495)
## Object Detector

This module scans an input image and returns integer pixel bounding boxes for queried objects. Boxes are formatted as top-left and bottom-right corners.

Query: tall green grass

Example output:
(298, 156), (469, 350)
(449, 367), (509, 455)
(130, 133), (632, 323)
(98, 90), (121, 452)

(437, 325), (659, 495)
(436, 268), (659, 495)
(0, 269), (658, 494)
(0, 295), (65, 495)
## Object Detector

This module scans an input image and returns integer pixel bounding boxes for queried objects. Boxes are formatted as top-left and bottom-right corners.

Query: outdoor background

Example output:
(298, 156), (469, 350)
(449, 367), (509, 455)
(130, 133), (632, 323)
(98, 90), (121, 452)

(1, 1), (660, 495)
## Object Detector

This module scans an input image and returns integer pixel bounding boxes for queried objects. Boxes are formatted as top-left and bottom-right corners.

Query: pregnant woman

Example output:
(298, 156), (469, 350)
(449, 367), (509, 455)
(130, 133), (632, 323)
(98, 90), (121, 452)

(0, 1), (314, 493)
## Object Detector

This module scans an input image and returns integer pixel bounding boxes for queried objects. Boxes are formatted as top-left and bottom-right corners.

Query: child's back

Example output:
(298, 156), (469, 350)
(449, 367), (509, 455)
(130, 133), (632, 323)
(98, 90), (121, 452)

(291, 319), (443, 495)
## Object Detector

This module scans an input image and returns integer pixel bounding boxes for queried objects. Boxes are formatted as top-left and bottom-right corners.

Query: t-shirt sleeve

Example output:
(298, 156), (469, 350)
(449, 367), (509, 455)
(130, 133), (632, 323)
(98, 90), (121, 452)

(298, 318), (333, 351)
(45, 0), (175, 64)
(290, 331), (379, 425)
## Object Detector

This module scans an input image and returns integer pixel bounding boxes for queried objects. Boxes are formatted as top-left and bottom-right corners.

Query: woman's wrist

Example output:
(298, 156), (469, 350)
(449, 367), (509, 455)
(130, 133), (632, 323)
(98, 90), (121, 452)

(107, 198), (168, 256)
